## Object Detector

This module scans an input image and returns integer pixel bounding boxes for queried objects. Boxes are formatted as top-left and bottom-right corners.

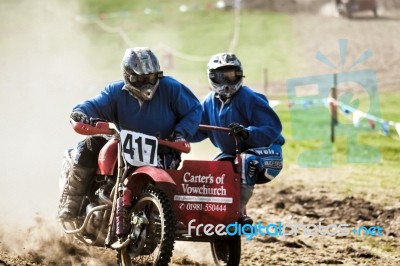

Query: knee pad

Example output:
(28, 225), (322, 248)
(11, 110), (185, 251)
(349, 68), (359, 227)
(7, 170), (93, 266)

(241, 144), (283, 185)
(74, 136), (108, 167)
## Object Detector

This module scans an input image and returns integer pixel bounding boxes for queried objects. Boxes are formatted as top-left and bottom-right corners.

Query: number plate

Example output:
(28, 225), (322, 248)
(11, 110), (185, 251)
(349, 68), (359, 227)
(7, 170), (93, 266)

(120, 130), (158, 167)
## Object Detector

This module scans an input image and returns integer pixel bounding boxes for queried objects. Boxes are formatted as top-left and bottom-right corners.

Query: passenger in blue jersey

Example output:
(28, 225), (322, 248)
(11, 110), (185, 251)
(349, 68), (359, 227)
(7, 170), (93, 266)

(58, 47), (202, 219)
(189, 53), (285, 225)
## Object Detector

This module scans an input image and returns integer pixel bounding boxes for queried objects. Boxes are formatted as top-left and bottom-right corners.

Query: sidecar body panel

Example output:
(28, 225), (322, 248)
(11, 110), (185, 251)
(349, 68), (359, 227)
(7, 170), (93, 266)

(336, 0), (378, 17)
(353, 0), (377, 12)
(167, 160), (241, 234)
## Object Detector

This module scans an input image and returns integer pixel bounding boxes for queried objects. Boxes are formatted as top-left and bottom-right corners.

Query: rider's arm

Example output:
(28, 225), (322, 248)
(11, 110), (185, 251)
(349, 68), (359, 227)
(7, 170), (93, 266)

(235, 88), (284, 147)
(71, 81), (121, 122)
(162, 77), (202, 139)
(186, 109), (210, 143)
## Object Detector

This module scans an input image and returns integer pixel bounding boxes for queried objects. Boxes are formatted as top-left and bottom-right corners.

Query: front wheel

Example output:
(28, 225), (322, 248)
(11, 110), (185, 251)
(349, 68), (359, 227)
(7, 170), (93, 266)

(210, 235), (241, 266)
(117, 185), (176, 266)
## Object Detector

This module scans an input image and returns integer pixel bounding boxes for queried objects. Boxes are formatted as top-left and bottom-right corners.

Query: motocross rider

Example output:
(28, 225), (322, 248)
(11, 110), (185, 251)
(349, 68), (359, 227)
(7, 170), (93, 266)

(188, 52), (285, 225)
(58, 47), (202, 220)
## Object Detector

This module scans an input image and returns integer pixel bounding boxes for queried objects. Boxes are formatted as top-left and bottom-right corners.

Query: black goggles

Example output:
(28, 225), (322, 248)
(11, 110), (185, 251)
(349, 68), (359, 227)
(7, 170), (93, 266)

(209, 69), (243, 84)
(129, 72), (163, 85)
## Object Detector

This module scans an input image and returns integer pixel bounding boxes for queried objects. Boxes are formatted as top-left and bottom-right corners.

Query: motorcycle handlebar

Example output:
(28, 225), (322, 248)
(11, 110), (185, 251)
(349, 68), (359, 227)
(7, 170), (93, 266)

(198, 124), (241, 157)
(70, 121), (239, 154)
(198, 124), (230, 132)
(70, 119), (115, 135)
(69, 119), (191, 154)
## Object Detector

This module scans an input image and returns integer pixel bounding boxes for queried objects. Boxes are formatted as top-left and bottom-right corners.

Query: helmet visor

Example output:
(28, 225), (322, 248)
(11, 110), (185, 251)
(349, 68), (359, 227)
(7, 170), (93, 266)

(209, 69), (243, 84)
(128, 72), (163, 86)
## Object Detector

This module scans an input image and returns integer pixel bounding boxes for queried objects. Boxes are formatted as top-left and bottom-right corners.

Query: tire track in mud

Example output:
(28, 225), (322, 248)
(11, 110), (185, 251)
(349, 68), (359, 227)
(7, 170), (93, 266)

(237, 184), (400, 266)
(170, 183), (400, 265)
(1, 184), (397, 266)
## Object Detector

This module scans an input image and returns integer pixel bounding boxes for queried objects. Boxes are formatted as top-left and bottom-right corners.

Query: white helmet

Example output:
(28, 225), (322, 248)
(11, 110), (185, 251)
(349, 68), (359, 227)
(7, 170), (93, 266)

(207, 53), (244, 100)
(121, 47), (163, 101)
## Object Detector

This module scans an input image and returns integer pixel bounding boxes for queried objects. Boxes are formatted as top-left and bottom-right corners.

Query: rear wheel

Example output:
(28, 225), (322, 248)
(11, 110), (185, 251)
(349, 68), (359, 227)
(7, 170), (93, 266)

(117, 185), (175, 266)
(210, 235), (241, 266)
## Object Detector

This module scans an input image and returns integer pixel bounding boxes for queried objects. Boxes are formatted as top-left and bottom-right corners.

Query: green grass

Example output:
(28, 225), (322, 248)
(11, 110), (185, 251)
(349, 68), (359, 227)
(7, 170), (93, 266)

(274, 90), (400, 204)
(276, 90), (400, 164)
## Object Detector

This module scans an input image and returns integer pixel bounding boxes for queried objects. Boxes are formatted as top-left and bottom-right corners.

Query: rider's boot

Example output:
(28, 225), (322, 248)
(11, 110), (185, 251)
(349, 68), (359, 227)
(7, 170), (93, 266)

(239, 183), (254, 225)
(58, 164), (95, 220)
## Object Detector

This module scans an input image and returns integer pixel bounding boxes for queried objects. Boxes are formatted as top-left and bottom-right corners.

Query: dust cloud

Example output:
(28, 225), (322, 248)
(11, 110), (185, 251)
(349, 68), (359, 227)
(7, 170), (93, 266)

(0, 0), (111, 239)
(173, 241), (215, 265)
(0, 1), (215, 264)
(318, 2), (340, 17)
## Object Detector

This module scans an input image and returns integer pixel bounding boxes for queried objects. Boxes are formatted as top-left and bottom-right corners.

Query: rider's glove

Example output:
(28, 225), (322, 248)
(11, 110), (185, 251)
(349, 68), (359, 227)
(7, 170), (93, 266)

(70, 111), (89, 124)
(172, 131), (186, 142)
(228, 123), (249, 140)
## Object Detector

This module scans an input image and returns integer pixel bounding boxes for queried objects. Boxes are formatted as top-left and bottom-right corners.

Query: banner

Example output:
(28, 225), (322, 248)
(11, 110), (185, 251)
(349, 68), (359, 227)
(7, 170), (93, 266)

(284, 97), (399, 139)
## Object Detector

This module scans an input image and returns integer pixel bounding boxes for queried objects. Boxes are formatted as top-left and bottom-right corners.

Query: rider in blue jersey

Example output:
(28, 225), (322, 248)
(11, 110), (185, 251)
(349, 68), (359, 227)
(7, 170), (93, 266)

(189, 53), (285, 225)
(59, 47), (201, 220)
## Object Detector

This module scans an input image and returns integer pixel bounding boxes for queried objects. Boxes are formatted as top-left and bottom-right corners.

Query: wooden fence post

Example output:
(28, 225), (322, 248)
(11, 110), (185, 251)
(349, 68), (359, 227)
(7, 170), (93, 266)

(331, 73), (338, 143)
(263, 68), (268, 96)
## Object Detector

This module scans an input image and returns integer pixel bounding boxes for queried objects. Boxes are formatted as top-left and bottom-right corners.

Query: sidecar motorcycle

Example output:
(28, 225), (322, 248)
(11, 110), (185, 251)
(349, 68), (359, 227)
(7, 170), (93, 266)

(59, 120), (243, 266)
(336, 0), (378, 18)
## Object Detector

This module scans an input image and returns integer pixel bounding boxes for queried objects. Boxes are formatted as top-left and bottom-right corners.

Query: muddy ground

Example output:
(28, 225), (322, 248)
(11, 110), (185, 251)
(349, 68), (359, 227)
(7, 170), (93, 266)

(1, 2), (399, 266)
(0, 177), (399, 266)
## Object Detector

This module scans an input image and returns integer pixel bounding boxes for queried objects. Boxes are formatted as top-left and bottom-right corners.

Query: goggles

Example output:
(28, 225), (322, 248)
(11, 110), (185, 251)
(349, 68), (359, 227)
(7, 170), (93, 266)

(129, 72), (163, 85)
(209, 69), (243, 84)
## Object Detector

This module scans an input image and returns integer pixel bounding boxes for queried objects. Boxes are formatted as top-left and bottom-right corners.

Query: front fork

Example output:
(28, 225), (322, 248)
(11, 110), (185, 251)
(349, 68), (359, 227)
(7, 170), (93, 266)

(105, 141), (126, 247)
(104, 141), (143, 250)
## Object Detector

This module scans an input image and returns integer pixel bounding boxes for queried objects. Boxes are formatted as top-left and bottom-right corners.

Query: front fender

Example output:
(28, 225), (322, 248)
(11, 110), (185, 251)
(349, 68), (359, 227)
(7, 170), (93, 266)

(123, 166), (176, 196)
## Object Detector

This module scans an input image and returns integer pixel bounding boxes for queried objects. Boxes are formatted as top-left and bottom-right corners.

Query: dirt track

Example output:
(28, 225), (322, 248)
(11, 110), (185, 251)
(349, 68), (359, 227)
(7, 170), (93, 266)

(0, 4), (399, 266)
(0, 179), (398, 265)
(267, 5), (400, 95)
